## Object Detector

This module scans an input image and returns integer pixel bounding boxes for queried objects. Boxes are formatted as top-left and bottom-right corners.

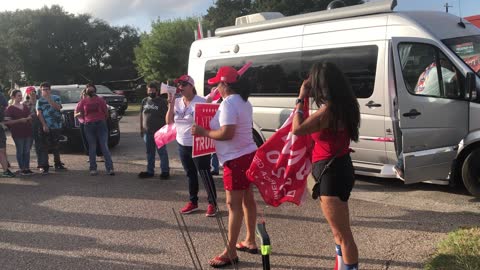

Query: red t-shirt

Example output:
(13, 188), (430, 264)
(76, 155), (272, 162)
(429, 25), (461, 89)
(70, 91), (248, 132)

(311, 129), (350, 163)
(5, 105), (33, 138)
(76, 96), (107, 123)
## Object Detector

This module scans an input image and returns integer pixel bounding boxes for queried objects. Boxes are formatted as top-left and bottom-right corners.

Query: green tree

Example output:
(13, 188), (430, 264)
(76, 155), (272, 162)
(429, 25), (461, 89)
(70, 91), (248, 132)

(0, 11), (30, 88)
(134, 18), (197, 82)
(0, 5), (140, 86)
(104, 26), (141, 81)
(204, 0), (252, 31)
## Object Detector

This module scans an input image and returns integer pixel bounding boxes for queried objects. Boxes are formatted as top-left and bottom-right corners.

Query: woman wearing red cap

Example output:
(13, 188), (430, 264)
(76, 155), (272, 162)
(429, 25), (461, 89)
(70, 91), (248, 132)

(166, 74), (217, 217)
(192, 66), (258, 268)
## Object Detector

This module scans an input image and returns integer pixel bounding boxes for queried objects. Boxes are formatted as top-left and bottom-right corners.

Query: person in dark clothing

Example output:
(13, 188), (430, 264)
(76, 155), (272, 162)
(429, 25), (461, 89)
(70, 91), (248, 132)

(36, 82), (66, 174)
(0, 91), (15, 177)
(138, 82), (170, 179)
(22, 86), (41, 170)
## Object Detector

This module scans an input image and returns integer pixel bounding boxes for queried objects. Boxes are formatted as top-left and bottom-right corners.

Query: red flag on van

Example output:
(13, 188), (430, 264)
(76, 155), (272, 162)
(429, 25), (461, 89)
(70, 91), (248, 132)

(197, 18), (204, 39)
(246, 99), (312, 206)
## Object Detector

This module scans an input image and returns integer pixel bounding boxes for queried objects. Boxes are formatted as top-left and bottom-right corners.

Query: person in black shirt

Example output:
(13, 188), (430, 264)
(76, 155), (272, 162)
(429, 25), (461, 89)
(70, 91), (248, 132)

(138, 82), (170, 179)
(0, 90), (15, 177)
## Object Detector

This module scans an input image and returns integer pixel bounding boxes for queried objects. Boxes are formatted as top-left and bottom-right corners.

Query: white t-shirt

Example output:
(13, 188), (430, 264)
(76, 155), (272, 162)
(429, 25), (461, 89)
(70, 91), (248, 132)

(210, 94), (257, 164)
(174, 95), (206, 146)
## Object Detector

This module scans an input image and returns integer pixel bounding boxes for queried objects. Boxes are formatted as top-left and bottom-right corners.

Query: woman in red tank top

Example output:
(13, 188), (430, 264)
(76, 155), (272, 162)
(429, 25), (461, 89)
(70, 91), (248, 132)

(292, 62), (360, 270)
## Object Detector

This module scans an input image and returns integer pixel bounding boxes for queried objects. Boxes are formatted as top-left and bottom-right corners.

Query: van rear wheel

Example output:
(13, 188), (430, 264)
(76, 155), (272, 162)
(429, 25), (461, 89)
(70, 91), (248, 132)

(461, 149), (480, 197)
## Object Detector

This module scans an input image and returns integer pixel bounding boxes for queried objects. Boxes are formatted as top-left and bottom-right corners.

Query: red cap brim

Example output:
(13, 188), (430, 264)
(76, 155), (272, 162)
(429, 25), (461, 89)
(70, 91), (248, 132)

(207, 76), (220, 85)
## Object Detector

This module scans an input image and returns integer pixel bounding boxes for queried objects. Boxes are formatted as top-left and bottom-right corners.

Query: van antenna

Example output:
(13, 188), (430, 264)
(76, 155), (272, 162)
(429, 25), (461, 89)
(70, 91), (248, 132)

(458, 0), (466, 28)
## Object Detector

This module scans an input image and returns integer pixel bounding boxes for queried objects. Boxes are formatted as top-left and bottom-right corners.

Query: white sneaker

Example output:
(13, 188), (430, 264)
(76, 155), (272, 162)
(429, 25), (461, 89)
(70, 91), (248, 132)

(107, 170), (115, 176)
(90, 170), (98, 176)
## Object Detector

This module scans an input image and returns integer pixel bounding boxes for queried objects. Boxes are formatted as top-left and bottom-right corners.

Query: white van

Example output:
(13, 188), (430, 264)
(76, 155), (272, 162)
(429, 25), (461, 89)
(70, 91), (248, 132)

(187, 0), (480, 197)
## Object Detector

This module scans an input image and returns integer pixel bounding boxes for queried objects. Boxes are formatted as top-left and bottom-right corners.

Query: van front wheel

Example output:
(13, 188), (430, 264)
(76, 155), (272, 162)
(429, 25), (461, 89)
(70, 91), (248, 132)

(461, 149), (480, 197)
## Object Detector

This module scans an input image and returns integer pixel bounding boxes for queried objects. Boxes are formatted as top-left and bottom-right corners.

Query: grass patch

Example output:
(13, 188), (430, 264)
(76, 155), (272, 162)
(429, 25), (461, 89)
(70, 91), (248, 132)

(124, 103), (141, 116)
(425, 227), (480, 270)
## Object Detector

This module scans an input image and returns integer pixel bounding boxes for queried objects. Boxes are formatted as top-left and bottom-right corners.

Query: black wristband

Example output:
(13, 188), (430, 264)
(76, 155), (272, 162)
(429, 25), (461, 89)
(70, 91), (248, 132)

(295, 98), (304, 105)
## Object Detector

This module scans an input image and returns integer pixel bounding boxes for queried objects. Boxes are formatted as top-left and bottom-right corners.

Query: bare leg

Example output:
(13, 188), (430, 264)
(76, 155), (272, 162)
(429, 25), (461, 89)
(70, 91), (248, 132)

(240, 185), (257, 248)
(320, 196), (358, 264)
(0, 148), (8, 171)
(219, 190), (245, 259)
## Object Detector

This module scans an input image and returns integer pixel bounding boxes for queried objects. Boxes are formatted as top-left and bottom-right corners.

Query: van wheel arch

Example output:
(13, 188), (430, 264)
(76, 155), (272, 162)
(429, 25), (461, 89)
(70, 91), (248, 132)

(460, 146), (480, 197)
(453, 142), (480, 185)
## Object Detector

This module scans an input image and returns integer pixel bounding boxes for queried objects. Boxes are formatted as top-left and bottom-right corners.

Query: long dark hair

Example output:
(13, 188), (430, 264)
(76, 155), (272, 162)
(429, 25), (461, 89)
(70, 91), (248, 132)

(85, 83), (97, 97)
(309, 62), (360, 142)
(227, 78), (250, 102)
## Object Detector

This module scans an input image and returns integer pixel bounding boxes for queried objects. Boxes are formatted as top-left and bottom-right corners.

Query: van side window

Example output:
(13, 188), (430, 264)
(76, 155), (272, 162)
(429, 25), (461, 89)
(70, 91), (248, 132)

(302, 45), (378, 98)
(204, 52), (302, 96)
(398, 43), (464, 99)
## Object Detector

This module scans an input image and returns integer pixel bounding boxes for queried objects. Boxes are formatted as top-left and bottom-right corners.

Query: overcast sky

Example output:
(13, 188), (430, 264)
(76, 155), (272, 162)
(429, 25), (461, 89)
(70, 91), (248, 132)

(1, 0), (479, 32)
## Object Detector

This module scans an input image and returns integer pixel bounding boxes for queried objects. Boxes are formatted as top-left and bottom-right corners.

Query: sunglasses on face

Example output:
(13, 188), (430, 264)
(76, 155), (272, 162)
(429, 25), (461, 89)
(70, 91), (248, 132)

(177, 81), (190, 87)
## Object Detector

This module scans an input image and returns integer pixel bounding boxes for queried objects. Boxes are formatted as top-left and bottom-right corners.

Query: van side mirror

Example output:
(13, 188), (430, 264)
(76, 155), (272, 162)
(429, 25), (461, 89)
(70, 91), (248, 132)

(466, 72), (477, 101)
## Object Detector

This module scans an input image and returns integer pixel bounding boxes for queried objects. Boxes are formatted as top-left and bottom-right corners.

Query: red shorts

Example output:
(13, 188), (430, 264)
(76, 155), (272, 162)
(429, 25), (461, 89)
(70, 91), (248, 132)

(223, 151), (256, 191)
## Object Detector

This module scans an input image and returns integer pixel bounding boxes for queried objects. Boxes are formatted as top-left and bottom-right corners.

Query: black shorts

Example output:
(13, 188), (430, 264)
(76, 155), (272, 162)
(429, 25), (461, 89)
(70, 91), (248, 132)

(312, 154), (355, 201)
(0, 127), (6, 149)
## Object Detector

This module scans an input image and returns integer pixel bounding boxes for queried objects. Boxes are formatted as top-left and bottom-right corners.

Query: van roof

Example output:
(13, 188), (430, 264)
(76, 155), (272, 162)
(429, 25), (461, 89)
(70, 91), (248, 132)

(215, 0), (397, 37)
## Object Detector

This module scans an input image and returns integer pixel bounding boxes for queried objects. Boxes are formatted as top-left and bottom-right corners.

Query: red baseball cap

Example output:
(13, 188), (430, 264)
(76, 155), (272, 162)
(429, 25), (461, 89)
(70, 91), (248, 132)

(25, 86), (36, 95)
(174, 74), (195, 86)
(207, 66), (239, 85)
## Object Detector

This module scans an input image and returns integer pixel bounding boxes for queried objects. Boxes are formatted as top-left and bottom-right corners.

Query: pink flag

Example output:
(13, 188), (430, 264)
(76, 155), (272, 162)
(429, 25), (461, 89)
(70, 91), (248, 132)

(154, 124), (176, 149)
(237, 61), (252, 76)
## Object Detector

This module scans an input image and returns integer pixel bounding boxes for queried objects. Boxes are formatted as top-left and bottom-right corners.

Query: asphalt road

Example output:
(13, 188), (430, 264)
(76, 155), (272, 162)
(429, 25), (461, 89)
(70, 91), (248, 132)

(0, 114), (479, 270)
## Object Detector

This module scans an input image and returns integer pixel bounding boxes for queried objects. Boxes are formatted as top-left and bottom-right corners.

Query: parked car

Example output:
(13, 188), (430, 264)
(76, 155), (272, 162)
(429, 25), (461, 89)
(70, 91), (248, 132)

(102, 77), (144, 103)
(90, 85), (128, 115)
(19, 85), (121, 150)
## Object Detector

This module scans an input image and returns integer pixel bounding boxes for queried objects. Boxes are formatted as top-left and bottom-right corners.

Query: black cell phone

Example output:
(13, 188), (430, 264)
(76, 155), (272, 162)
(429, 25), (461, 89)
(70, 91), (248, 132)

(312, 182), (321, 200)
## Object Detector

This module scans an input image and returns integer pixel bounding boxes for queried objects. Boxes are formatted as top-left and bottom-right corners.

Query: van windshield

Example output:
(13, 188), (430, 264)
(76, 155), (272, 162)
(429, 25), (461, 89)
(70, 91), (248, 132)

(443, 35), (480, 74)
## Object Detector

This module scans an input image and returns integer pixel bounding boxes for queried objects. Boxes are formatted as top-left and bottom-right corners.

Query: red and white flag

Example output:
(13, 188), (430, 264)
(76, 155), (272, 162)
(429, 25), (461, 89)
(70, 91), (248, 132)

(196, 18), (204, 40)
(246, 99), (313, 206)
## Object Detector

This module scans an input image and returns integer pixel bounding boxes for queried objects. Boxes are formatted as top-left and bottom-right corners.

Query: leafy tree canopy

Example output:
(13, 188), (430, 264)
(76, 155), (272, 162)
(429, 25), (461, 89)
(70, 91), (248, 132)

(134, 18), (197, 82)
(0, 5), (140, 89)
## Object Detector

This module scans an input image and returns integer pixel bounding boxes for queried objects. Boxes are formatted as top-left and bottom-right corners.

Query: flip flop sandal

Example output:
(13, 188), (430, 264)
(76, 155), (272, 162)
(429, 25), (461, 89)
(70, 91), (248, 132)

(236, 242), (259, 254)
(209, 256), (239, 268)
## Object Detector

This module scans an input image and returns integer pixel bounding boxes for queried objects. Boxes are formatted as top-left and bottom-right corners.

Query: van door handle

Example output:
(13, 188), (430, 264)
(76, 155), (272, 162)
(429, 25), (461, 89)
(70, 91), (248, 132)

(365, 101), (382, 108)
(403, 109), (421, 118)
